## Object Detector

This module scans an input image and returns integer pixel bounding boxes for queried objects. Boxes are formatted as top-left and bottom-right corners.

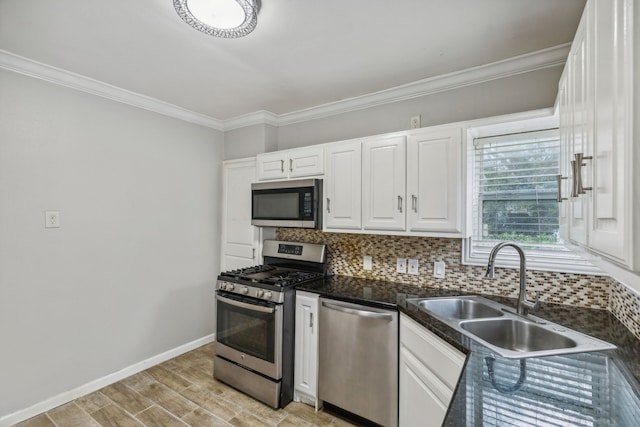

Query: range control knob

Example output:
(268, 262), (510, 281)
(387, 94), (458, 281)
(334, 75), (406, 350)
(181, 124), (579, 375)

(264, 292), (273, 300)
(241, 287), (249, 295)
(226, 283), (235, 291)
(256, 290), (265, 298)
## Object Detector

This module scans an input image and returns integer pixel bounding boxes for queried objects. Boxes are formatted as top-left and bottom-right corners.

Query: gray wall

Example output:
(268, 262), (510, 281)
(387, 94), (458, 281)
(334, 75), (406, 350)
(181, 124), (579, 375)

(0, 69), (224, 418)
(224, 123), (278, 160)
(277, 66), (563, 149)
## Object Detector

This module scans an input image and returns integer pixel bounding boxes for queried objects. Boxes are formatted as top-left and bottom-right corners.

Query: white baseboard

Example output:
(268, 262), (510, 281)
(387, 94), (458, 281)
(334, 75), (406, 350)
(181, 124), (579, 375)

(0, 334), (215, 427)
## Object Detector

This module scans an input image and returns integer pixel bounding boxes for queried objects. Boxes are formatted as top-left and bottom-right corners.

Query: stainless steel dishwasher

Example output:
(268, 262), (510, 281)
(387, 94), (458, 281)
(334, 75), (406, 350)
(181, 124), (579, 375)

(318, 298), (398, 427)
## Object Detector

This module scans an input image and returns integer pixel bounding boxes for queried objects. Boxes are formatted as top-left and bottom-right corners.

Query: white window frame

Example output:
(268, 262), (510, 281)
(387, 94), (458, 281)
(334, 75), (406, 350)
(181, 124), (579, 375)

(462, 110), (604, 275)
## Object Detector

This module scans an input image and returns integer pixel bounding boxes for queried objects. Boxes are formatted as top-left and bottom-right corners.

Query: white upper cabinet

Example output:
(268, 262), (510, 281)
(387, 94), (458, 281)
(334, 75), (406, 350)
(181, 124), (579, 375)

(324, 140), (362, 230)
(588, 0), (635, 265)
(407, 127), (463, 234)
(256, 146), (324, 180)
(362, 135), (407, 231)
(559, 0), (639, 271)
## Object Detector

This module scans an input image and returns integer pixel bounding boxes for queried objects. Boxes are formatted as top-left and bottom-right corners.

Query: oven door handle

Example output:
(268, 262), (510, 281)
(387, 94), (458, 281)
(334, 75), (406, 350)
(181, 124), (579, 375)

(322, 301), (393, 320)
(217, 294), (275, 314)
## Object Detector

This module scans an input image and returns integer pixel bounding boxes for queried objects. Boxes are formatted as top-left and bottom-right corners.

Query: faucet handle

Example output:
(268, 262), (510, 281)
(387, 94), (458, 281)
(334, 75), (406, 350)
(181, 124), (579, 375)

(485, 264), (495, 278)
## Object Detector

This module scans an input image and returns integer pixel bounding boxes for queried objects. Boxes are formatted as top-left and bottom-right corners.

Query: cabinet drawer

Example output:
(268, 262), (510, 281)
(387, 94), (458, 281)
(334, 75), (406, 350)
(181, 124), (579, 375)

(400, 314), (465, 391)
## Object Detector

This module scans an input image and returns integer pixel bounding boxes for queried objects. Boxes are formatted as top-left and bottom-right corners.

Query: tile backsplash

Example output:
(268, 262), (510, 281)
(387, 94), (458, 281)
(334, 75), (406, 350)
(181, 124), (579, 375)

(276, 229), (640, 340)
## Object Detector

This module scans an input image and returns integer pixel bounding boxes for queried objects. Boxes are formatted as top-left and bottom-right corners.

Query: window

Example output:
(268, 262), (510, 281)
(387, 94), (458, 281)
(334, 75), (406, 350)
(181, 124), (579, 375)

(463, 118), (598, 273)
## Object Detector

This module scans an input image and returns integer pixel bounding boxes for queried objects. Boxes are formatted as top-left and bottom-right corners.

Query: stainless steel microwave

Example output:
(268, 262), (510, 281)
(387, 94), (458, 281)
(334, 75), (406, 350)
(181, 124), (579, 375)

(251, 179), (322, 229)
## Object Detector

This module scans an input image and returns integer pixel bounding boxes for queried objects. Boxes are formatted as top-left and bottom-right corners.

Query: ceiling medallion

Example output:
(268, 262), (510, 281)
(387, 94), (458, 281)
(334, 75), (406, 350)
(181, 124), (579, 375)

(173, 0), (259, 38)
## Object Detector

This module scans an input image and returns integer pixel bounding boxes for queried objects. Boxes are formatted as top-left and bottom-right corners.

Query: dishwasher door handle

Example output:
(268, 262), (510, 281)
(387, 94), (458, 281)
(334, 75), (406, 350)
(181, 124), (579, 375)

(322, 301), (394, 320)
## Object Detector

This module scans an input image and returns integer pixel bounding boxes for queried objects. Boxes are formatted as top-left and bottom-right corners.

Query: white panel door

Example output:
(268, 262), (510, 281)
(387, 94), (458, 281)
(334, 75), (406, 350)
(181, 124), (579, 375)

(407, 127), (463, 234)
(256, 151), (288, 180)
(289, 146), (325, 178)
(294, 291), (319, 407)
(221, 159), (259, 271)
(324, 141), (362, 230)
(362, 135), (406, 231)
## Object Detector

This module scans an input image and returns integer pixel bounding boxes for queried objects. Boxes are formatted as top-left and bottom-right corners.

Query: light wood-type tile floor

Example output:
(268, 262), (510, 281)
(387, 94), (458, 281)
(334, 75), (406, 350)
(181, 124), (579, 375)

(14, 343), (358, 427)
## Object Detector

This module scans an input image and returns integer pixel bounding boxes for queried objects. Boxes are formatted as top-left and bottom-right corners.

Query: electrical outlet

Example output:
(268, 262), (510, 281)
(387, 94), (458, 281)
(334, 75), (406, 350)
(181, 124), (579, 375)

(410, 115), (421, 129)
(363, 255), (372, 270)
(396, 258), (407, 274)
(434, 261), (446, 278)
(45, 211), (60, 228)
(408, 259), (419, 275)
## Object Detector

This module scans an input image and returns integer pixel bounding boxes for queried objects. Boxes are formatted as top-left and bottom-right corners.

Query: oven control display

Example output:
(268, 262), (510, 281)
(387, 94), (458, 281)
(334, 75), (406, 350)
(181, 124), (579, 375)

(278, 244), (303, 256)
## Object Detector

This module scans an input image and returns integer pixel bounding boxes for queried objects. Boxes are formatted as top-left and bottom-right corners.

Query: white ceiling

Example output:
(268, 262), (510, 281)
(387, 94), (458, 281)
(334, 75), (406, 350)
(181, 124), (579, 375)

(0, 0), (586, 121)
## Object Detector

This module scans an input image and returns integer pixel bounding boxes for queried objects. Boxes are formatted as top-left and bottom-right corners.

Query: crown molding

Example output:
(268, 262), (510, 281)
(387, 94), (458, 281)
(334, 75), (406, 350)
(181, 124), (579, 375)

(2, 44), (569, 133)
(270, 43), (570, 127)
(0, 50), (225, 131)
(223, 110), (280, 131)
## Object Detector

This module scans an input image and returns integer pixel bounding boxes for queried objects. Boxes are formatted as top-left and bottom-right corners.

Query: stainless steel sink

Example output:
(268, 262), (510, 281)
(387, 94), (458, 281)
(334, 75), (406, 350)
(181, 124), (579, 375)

(408, 296), (616, 358)
(415, 297), (503, 320)
(460, 318), (576, 353)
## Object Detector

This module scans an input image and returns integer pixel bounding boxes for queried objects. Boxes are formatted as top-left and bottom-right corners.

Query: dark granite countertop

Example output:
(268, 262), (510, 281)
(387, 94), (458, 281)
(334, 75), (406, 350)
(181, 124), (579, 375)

(297, 275), (640, 426)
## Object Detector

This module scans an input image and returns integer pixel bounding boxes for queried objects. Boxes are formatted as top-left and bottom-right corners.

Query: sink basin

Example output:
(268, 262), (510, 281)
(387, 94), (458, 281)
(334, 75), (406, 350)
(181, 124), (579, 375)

(415, 297), (503, 320)
(460, 318), (577, 353)
(407, 295), (616, 358)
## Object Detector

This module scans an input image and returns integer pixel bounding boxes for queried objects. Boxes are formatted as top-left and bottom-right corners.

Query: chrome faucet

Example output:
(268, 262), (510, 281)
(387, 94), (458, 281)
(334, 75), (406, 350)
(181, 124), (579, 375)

(486, 242), (539, 315)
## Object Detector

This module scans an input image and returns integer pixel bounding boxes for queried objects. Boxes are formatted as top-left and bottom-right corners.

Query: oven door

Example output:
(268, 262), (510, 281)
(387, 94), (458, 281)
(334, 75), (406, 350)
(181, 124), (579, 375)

(215, 291), (283, 379)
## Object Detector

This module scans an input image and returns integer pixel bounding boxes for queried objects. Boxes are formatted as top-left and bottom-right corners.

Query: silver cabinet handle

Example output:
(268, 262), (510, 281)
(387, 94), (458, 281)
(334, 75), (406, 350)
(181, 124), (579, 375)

(556, 175), (568, 202)
(310, 312), (314, 329)
(326, 197), (331, 213)
(411, 195), (417, 212)
(280, 160), (284, 173)
(217, 294), (274, 314)
(252, 248), (256, 259)
(289, 158), (293, 172)
(397, 195), (403, 213)
(570, 160), (579, 197)
(574, 153), (592, 194)
(322, 301), (394, 320)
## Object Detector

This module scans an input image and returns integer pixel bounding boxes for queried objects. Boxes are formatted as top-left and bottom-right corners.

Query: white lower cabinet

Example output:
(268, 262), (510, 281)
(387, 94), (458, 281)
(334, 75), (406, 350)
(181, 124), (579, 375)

(399, 314), (465, 427)
(294, 291), (320, 408)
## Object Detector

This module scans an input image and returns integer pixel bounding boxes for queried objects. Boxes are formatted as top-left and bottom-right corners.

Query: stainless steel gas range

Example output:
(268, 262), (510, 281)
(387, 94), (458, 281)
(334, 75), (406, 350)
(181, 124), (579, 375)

(214, 240), (326, 408)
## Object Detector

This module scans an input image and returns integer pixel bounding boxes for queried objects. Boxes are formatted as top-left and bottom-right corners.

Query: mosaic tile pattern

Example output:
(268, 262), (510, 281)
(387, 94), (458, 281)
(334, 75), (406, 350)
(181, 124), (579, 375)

(277, 229), (640, 340)
(609, 280), (640, 341)
(277, 229), (611, 308)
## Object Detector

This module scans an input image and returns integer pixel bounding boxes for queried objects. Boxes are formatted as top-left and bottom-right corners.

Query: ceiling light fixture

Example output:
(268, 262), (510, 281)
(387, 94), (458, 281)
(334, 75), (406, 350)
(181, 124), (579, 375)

(173, 0), (259, 38)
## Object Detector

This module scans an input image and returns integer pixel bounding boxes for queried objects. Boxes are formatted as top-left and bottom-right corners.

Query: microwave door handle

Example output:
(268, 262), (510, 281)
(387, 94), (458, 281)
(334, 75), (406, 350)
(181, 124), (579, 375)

(217, 294), (275, 314)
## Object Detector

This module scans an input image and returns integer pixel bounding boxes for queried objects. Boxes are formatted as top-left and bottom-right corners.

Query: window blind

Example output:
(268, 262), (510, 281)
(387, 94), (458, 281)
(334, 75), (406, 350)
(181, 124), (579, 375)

(467, 128), (595, 270)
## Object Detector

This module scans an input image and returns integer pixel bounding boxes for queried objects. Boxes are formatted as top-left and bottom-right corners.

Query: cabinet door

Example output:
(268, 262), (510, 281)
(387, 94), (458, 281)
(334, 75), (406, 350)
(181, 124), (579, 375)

(362, 135), (406, 231)
(324, 141), (362, 230)
(588, 0), (632, 265)
(407, 127), (463, 234)
(221, 159), (259, 271)
(558, 72), (572, 240)
(294, 292), (319, 406)
(399, 348), (448, 427)
(289, 146), (325, 178)
(567, 7), (591, 246)
(256, 151), (288, 180)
